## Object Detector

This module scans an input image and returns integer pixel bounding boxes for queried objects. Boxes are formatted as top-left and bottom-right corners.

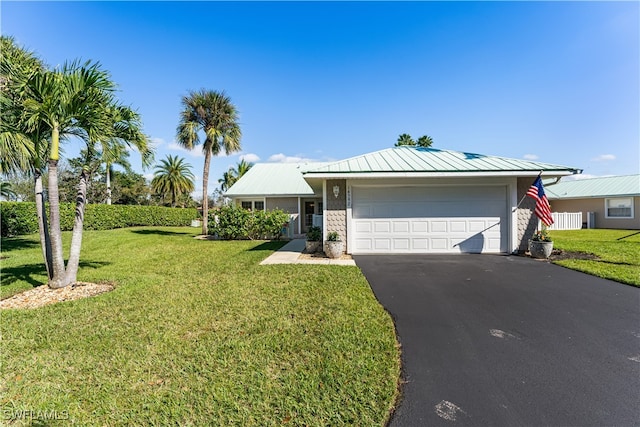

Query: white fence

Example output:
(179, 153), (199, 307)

(540, 212), (582, 230)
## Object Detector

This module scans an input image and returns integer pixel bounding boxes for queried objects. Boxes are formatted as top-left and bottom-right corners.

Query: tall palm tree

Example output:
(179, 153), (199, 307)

(99, 105), (152, 205)
(151, 155), (195, 208)
(21, 60), (117, 288)
(176, 89), (241, 235)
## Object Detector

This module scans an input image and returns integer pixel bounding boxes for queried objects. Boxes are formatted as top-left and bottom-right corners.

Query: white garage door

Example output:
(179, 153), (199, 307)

(351, 186), (507, 254)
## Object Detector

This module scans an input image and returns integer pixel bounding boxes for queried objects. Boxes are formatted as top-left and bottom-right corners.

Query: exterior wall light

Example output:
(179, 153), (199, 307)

(333, 185), (340, 198)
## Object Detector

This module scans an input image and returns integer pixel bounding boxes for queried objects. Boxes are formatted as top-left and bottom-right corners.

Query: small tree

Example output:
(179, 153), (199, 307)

(151, 155), (195, 208)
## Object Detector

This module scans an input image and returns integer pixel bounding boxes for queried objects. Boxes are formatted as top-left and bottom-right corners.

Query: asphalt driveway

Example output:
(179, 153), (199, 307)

(354, 254), (640, 427)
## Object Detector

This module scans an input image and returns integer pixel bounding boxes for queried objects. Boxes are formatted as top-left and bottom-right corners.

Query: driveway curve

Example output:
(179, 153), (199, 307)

(355, 254), (640, 427)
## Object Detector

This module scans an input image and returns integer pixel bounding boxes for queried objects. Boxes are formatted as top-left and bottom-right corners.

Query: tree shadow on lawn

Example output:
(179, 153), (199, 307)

(131, 229), (194, 236)
(248, 241), (288, 252)
(1, 260), (111, 288)
(0, 236), (41, 253)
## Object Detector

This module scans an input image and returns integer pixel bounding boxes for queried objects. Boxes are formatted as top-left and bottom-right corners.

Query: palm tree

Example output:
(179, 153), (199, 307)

(218, 169), (237, 192)
(416, 135), (434, 148)
(218, 159), (253, 193)
(394, 133), (434, 148)
(21, 60), (118, 288)
(1, 181), (16, 200)
(395, 133), (414, 147)
(0, 36), (42, 175)
(233, 158), (253, 179)
(151, 155), (195, 208)
(176, 89), (241, 235)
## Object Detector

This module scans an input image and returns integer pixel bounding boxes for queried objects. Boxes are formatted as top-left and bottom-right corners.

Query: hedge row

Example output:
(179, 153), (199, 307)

(209, 205), (289, 240)
(1, 202), (199, 236)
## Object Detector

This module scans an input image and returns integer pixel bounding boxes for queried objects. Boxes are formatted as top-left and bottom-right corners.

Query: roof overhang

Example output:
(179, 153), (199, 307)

(303, 170), (578, 180)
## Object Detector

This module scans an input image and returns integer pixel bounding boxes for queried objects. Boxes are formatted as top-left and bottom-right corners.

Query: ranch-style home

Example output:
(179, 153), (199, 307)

(545, 174), (640, 230)
(225, 147), (580, 254)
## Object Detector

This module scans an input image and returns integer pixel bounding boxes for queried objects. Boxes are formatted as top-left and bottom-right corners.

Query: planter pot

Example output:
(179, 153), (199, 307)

(324, 240), (344, 259)
(305, 241), (320, 253)
(529, 240), (553, 259)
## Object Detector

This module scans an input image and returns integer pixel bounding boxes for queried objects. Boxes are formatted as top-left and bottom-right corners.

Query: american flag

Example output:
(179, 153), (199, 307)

(526, 176), (554, 226)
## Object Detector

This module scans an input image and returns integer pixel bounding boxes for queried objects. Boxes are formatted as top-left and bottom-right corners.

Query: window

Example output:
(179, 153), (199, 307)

(240, 200), (264, 211)
(605, 198), (633, 218)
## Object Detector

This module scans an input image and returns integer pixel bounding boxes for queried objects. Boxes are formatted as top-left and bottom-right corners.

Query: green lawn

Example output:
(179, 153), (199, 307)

(1, 227), (400, 426)
(549, 229), (640, 287)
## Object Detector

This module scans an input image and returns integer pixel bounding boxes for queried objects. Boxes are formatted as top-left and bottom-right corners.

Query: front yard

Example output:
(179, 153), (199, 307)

(0, 227), (400, 425)
(549, 229), (640, 287)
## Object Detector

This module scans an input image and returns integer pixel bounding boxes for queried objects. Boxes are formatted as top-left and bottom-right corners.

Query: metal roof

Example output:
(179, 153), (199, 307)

(305, 147), (578, 176)
(545, 174), (640, 199)
(224, 162), (327, 197)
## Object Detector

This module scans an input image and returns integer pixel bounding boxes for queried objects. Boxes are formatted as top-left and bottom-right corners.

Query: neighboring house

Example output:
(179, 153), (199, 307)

(545, 175), (640, 230)
(226, 147), (580, 254)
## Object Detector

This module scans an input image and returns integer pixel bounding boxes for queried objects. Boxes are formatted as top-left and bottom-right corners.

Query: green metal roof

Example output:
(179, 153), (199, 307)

(546, 174), (640, 199)
(224, 163), (327, 197)
(305, 147), (578, 176)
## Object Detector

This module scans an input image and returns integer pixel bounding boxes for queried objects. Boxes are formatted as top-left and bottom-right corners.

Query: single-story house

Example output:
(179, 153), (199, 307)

(225, 147), (580, 254)
(545, 175), (639, 230)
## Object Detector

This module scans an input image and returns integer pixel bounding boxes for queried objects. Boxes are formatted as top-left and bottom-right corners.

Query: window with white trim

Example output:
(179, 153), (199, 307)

(240, 200), (264, 211)
(605, 197), (633, 218)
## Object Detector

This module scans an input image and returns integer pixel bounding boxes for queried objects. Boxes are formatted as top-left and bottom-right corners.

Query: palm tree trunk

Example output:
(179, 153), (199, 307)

(34, 169), (53, 280)
(201, 149), (211, 235)
(65, 167), (88, 285)
(106, 163), (111, 205)
(47, 126), (68, 288)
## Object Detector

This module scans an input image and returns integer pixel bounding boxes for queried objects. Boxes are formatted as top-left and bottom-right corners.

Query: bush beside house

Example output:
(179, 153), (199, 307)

(209, 205), (289, 240)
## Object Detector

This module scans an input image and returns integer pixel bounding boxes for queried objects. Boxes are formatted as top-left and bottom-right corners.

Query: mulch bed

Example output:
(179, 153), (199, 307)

(298, 248), (353, 261)
(0, 282), (115, 310)
(547, 249), (600, 261)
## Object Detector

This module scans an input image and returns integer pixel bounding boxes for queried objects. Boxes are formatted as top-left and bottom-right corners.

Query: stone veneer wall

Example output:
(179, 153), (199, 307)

(516, 177), (538, 252)
(325, 179), (347, 252)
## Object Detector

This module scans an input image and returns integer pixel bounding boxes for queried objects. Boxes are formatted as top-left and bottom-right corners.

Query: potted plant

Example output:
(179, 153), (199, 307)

(324, 231), (344, 259)
(529, 226), (553, 259)
(305, 226), (322, 253)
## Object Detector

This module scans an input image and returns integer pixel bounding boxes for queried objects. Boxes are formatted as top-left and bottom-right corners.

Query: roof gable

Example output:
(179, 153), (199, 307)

(546, 175), (640, 199)
(224, 162), (327, 197)
(305, 147), (578, 175)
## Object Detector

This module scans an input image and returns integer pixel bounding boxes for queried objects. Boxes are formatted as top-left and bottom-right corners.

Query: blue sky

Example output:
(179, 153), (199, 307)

(3, 1), (638, 196)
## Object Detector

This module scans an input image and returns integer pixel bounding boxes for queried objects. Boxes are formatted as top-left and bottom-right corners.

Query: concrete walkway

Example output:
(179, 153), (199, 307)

(260, 239), (356, 266)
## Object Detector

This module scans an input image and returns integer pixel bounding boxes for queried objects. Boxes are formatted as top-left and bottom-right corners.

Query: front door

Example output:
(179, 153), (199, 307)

(303, 201), (315, 233)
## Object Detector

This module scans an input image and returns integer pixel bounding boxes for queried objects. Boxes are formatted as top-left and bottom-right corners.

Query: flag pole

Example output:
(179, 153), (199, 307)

(513, 171), (543, 211)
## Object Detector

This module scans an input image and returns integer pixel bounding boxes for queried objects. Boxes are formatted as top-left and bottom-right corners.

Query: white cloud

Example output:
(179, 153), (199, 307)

(523, 154), (539, 160)
(267, 153), (315, 163)
(150, 137), (165, 147)
(167, 142), (204, 158)
(591, 154), (616, 162)
(240, 153), (261, 163)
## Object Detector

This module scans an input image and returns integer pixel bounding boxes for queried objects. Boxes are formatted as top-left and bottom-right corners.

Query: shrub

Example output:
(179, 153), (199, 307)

(327, 231), (341, 241)
(0, 202), (198, 236)
(306, 226), (322, 242)
(210, 205), (289, 240)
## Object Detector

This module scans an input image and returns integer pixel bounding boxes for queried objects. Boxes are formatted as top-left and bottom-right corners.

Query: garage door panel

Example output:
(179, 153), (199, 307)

(351, 186), (507, 254)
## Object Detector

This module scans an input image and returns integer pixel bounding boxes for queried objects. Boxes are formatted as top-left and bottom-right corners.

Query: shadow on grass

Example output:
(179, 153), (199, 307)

(131, 229), (194, 236)
(1, 260), (111, 288)
(249, 241), (289, 252)
(0, 236), (41, 252)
